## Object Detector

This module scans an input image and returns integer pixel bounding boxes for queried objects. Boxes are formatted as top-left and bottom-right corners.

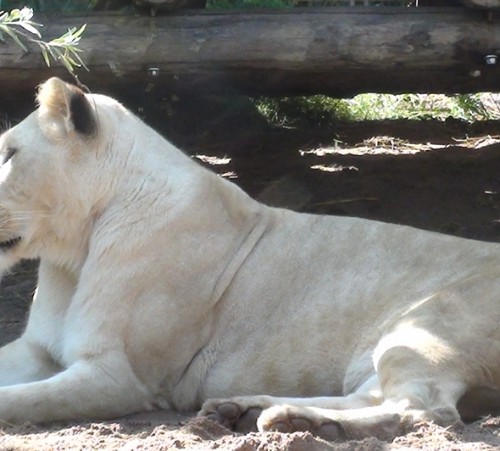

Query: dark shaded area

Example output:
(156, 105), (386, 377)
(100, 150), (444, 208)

(458, 387), (500, 422)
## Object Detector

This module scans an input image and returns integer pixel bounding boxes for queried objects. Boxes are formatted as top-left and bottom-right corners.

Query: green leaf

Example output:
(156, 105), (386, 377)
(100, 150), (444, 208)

(72, 23), (86, 39)
(8, 9), (21, 21)
(18, 7), (34, 22)
(2, 24), (27, 51)
(41, 48), (51, 67)
(1, 7), (87, 76)
(18, 20), (41, 37)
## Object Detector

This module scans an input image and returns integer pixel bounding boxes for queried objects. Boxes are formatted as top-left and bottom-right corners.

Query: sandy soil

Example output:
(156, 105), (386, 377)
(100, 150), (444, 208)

(0, 105), (499, 449)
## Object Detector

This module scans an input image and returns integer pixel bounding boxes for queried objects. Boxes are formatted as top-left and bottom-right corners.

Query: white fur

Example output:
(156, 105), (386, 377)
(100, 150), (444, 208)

(0, 78), (497, 439)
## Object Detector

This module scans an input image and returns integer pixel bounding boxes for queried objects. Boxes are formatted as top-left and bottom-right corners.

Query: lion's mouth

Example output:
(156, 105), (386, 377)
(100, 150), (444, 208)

(0, 236), (21, 251)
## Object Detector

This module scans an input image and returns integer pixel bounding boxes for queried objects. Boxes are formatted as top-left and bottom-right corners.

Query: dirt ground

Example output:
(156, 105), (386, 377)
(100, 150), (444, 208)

(0, 99), (499, 449)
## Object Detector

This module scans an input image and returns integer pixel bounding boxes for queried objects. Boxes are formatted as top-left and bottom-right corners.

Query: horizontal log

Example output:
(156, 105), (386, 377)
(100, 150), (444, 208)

(462, 0), (500, 7)
(0, 7), (500, 105)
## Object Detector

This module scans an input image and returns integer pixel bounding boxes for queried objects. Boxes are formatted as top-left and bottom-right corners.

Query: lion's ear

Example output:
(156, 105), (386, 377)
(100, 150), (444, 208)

(37, 77), (96, 138)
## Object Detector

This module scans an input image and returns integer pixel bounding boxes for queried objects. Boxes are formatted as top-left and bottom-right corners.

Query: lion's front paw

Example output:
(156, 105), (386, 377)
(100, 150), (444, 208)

(199, 398), (263, 433)
(258, 405), (345, 441)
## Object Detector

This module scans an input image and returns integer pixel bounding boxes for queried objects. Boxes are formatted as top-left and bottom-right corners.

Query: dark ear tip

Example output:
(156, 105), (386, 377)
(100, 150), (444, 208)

(69, 86), (97, 136)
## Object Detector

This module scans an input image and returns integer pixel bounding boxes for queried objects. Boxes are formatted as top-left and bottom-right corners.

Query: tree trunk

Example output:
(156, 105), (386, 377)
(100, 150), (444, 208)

(0, 7), (499, 104)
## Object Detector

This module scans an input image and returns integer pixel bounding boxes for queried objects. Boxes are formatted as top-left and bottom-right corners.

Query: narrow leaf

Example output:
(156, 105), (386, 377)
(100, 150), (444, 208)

(18, 21), (41, 37)
(41, 49), (51, 67)
(3, 26), (27, 51)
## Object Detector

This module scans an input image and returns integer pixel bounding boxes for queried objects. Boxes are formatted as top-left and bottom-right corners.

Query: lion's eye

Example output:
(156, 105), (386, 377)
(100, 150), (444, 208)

(3, 147), (18, 164)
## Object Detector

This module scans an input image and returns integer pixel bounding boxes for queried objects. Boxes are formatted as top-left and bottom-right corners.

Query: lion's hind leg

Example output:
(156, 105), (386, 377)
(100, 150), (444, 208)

(201, 394), (383, 440)
(257, 403), (403, 441)
(222, 378), (464, 441)
(201, 396), (401, 441)
(200, 376), (384, 439)
(201, 360), (469, 441)
(256, 377), (467, 441)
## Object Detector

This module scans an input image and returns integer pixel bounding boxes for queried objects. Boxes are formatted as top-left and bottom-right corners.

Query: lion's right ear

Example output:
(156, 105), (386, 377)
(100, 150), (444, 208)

(37, 77), (96, 139)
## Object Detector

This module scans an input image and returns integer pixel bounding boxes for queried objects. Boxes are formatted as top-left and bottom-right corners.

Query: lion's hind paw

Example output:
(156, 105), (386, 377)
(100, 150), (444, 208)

(200, 399), (262, 433)
(258, 405), (345, 441)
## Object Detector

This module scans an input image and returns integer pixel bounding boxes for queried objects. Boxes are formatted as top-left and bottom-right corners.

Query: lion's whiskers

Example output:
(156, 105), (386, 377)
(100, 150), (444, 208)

(0, 212), (54, 229)
(0, 114), (12, 134)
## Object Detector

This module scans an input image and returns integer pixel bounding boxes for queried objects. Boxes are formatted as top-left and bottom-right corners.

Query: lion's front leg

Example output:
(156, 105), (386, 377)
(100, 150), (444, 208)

(0, 337), (60, 386)
(0, 261), (75, 387)
(0, 351), (153, 423)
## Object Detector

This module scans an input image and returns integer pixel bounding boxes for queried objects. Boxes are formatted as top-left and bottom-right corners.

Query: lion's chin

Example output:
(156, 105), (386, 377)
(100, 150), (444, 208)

(0, 236), (22, 252)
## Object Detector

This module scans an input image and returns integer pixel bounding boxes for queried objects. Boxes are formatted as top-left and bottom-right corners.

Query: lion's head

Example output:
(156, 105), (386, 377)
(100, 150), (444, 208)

(0, 78), (131, 272)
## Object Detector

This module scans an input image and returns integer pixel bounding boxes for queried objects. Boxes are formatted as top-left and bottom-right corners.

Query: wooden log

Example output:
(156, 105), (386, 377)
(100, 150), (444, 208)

(0, 7), (499, 104)
(133, 0), (208, 13)
(461, 0), (500, 8)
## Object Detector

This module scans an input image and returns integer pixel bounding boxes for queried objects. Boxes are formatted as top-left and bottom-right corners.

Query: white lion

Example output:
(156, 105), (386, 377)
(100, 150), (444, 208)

(0, 78), (497, 440)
